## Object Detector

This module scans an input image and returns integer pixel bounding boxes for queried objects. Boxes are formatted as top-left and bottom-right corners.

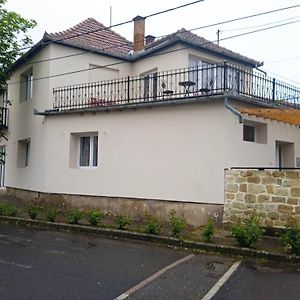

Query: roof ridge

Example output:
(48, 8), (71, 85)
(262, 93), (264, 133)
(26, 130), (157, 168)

(49, 18), (103, 37)
(47, 18), (133, 56)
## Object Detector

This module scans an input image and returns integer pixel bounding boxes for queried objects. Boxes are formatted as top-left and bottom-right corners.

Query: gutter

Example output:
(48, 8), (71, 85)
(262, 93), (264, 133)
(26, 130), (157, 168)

(224, 97), (243, 123)
(34, 95), (225, 116)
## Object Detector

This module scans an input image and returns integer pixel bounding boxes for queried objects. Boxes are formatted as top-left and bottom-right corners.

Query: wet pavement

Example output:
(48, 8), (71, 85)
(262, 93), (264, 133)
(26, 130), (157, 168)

(0, 223), (188, 300)
(213, 261), (300, 300)
(0, 223), (235, 300)
(1, 223), (299, 300)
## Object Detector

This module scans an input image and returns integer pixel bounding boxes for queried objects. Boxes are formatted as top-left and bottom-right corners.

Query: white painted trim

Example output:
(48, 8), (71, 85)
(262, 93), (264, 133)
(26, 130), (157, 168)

(202, 260), (241, 300)
(114, 253), (195, 300)
(78, 135), (98, 168)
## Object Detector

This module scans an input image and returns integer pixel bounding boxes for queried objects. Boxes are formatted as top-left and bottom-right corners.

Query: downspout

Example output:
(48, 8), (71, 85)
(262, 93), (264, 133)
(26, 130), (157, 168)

(255, 67), (267, 76)
(224, 97), (243, 123)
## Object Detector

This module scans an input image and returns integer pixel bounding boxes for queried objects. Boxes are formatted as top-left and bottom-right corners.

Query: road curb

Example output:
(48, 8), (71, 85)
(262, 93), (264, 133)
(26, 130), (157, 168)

(1, 215), (299, 263)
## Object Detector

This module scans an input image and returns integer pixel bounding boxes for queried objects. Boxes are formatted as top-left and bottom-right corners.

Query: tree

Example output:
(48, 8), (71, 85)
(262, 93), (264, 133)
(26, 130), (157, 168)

(0, 0), (36, 90)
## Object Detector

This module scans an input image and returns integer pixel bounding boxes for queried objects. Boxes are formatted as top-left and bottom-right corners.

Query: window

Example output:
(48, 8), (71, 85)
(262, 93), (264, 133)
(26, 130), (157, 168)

(17, 139), (30, 168)
(79, 135), (98, 167)
(188, 57), (217, 92)
(243, 121), (267, 144)
(243, 125), (255, 142)
(20, 68), (33, 102)
(141, 69), (158, 101)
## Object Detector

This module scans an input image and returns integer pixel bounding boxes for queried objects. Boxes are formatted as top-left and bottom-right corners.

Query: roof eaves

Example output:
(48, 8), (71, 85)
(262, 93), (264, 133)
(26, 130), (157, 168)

(8, 37), (49, 73)
(131, 37), (180, 61)
(178, 37), (261, 67)
(53, 40), (132, 62)
(137, 36), (261, 67)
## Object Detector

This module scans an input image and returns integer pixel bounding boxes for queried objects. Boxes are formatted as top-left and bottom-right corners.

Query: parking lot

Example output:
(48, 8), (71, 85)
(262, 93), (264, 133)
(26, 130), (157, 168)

(0, 223), (299, 300)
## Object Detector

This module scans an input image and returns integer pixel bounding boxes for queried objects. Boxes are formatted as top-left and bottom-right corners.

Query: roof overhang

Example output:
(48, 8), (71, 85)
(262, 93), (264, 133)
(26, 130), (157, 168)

(9, 36), (132, 73)
(134, 37), (262, 68)
(236, 107), (300, 126)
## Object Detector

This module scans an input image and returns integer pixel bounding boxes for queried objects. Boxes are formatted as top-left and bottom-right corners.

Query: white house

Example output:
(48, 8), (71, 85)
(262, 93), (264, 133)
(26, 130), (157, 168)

(2, 17), (300, 225)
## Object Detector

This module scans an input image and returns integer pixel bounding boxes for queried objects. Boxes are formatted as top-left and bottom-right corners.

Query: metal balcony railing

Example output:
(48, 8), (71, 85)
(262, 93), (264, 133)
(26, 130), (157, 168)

(53, 63), (300, 111)
(0, 107), (8, 129)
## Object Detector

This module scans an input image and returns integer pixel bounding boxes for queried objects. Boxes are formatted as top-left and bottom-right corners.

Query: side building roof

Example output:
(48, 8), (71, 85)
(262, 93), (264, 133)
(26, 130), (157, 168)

(141, 28), (261, 67)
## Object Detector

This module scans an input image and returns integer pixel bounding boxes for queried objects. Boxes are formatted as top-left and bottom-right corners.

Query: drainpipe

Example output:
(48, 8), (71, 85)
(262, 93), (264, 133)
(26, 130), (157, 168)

(224, 97), (243, 123)
(255, 67), (267, 76)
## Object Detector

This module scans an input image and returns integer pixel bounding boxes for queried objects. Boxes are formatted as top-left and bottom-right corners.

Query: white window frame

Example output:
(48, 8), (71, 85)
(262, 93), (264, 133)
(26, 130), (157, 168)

(26, 73), (33, 101)
(78, 135), (98, 168)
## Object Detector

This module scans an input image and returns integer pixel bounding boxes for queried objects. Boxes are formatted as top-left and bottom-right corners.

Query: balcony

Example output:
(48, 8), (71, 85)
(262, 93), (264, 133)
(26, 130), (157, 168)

(52, 64), (300, 112)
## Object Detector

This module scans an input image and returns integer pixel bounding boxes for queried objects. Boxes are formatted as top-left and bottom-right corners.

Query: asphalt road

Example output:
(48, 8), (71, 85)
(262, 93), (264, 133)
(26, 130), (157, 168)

(0, 223), (188, 300)
(0, 223), (235, 300)
(213, 261), (300, 300)
(2, 223), (299, 300)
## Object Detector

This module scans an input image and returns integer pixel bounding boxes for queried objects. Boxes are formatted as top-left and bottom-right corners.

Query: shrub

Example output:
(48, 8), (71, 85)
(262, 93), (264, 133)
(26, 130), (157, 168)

(4, 205), (17, 217)
(115, 215), (132, 230)
(67, 210), (83, 225)
(169, 210), (186, 238)
(27, 205), (39, 219)
(0, 203), (17, 217)
(282, 219), (300, 255)
(88, 211), (104, 226)
(202, 217), (215, 242)
(0, 203), (6, 215)
(144, 213), (161, 235)
(45, 208), (58, 222)
(231, 215), (265, 247)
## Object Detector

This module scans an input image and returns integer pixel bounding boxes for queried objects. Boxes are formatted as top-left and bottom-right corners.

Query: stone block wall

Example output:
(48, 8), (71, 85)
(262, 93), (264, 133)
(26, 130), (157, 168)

(224, 169), (300, 227)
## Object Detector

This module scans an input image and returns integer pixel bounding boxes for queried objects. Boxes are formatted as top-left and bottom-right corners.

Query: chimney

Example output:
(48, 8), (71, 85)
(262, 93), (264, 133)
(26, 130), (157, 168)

(145, 35), (155, 45)
(133, 15), (145, 52)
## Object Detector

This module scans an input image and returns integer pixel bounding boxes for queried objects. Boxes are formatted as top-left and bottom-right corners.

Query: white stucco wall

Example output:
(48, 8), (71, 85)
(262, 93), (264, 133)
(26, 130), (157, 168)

(5, 43), (132, 192)
(6, 98), (300, 204)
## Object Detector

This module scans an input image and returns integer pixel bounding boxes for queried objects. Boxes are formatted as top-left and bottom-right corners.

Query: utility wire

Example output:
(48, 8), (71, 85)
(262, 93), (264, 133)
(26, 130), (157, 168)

(189, 3), (300, 31)
(145, 0), (204, 18)
(262, 68), (300, 86)
(4, 2), (300, 58)
(4, 0), (205, 54)
(19, 4), (300, 67)
(265, 56), (300, 65)
(7, 17), (300, 87)
(219, 19), (300, 43)
(220, 15), (300, 32)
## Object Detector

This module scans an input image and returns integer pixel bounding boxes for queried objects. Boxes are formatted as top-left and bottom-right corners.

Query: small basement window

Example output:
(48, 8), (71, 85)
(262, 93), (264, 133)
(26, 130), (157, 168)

(243, 121), (267, 144)
(243, 125), (255, 142)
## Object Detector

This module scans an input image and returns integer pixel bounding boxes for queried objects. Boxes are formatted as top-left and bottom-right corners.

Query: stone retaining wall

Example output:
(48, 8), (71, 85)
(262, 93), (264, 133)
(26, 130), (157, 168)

(224, 169), (300, 227)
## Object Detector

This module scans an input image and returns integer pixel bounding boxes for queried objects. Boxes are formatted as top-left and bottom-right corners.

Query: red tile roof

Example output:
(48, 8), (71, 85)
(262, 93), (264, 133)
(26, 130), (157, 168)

(45, 18), (133, 56)
(12, 18), (261, 71)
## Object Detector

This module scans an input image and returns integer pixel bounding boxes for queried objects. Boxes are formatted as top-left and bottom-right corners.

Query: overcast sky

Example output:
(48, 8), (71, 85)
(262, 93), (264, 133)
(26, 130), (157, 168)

(5, 0), (300, 86)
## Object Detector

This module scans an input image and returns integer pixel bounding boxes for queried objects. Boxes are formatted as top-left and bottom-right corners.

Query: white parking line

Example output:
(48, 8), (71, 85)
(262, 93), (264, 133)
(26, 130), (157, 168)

(115, 253), (195, 300)
(0, 258), (33, 269)
(202, 260), (241, 300)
